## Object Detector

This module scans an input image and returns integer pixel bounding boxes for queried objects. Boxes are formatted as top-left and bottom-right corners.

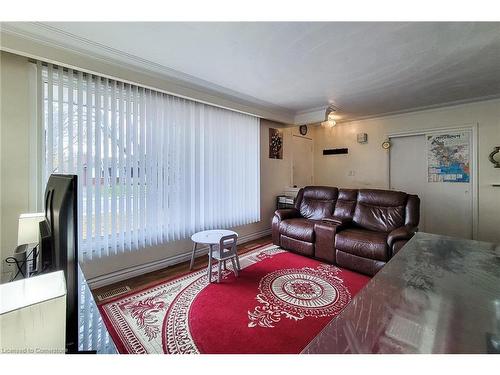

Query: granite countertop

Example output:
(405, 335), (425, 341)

(302, 232), (500, 354)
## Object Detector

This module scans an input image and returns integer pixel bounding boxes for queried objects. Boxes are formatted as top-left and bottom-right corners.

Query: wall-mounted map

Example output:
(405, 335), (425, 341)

(427, 132), (470, 183)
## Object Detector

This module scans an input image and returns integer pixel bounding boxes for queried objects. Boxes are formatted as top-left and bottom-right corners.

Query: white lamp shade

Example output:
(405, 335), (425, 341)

(17, 213), (45, 246)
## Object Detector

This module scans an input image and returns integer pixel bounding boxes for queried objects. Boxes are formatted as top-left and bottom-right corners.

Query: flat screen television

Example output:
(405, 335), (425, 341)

(38, 174), (79, 353)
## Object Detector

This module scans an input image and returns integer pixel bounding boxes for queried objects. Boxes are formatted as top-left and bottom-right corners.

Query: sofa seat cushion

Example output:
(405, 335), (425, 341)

(280, 235), (314, 257)
(335, 228), (389, 261)
(279, 218), (317, 242)
(336, 250), (385, 276)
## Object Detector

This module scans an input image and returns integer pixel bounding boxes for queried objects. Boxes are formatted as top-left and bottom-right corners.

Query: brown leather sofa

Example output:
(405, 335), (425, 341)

(272, 186), (420, 276)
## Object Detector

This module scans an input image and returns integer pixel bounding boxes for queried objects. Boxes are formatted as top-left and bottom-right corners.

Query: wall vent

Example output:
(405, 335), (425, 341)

(323, 148), (348, 155)
(96, 285), (131, 301)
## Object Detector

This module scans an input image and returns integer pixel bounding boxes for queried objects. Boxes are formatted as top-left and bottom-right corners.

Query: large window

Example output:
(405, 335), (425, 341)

(39, 62), (260, 260)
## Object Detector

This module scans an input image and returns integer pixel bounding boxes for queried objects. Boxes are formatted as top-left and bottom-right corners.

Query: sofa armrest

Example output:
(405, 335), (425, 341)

(274, 208), (301, 221)
(387, 226), (417, 248)
(322, 216), (352, 229)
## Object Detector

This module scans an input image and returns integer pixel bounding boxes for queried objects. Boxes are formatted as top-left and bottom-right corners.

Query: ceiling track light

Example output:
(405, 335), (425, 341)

(321, 105), (337, 127)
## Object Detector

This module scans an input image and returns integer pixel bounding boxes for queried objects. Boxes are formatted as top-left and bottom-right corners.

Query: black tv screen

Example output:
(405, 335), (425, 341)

(40, 174), (79, 353)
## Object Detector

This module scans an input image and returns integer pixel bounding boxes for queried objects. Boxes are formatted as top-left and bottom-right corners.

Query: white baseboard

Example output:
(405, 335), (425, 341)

(87, 228), (272, 289)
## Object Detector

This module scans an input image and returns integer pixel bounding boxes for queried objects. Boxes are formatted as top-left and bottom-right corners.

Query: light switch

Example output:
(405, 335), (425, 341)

(357, 133), (368, 143)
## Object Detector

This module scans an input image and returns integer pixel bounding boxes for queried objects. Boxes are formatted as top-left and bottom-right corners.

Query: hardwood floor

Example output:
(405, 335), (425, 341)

(92, 235), (273, 302)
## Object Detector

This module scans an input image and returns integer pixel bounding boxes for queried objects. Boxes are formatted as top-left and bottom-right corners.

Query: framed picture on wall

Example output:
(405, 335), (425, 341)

(269, 128), (283, 159)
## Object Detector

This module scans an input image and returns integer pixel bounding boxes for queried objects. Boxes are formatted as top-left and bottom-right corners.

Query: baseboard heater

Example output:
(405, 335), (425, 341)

(323, 148), (348, 155)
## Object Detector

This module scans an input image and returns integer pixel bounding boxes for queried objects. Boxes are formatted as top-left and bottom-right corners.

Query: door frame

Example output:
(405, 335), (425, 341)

(387, 123), (478, 240)
(291, 134), (314, 187)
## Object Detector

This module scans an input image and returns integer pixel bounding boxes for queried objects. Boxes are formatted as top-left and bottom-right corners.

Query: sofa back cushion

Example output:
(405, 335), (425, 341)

(333, 189), (358, 220)
(296, 186), (338, 220)
(353, 189), (407, 232)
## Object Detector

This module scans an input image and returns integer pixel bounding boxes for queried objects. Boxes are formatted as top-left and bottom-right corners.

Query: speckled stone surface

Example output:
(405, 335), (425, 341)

(302, 232), (500, 354)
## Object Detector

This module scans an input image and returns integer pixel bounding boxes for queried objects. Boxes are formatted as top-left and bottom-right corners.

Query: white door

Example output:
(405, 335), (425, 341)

(389, 132), (473, 239)
(292, 135), (313, 187)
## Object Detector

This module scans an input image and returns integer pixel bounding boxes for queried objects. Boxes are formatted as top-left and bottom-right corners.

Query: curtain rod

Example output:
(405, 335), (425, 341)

(27, 58), (261, 119)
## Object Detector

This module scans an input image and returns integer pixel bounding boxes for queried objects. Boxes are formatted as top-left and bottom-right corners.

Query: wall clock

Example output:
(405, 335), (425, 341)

(489, 146), (500, 168)
(382, 140), (391, 150)
(299, 125), (308, 136)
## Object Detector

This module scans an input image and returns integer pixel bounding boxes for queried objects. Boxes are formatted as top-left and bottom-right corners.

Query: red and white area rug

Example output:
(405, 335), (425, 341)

(98, 244), (370, 354)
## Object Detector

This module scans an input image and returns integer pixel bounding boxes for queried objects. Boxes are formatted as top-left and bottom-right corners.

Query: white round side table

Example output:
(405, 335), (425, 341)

(190, 230), (239, 281)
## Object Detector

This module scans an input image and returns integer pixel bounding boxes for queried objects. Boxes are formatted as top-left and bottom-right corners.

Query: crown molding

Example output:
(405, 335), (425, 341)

(329, 94), (500, 125)
(4, 22), (499, 127)
(0, 22), (295, 124)
(293, 94), (500, 126)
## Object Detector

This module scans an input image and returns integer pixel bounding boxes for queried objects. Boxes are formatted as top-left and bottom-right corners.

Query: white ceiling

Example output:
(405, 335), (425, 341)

(3, 22), (500, 123)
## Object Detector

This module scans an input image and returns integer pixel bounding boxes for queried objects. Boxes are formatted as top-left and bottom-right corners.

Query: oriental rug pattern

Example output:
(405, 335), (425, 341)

(98, 244), (370, 354)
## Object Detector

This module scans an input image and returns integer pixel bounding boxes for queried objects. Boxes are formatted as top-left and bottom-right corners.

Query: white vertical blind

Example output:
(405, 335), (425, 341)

(40, 63), (261, 260)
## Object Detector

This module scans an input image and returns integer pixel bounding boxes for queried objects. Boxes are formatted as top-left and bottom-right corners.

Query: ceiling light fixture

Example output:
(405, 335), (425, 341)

(321, 105), (337, 127)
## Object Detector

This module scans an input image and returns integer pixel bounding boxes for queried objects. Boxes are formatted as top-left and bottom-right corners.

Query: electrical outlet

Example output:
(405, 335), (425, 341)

(348, 170), (355, 177)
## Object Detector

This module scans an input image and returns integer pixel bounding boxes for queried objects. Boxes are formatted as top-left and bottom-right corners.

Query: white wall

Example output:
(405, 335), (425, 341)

(0, 52), (35, 280)
(313, 99), (500, 243)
